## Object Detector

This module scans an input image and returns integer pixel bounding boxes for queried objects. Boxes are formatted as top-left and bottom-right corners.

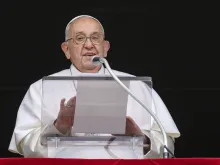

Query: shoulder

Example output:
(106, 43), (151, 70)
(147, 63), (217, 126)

(48, 68), (71, 77)
(29, 68), (71, 90)
(111, 69), (160, 96)
(111, 69), (136, 77)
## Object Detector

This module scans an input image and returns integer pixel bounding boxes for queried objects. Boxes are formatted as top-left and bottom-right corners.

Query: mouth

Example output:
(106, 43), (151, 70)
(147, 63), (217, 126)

(83, 53), (96, 57)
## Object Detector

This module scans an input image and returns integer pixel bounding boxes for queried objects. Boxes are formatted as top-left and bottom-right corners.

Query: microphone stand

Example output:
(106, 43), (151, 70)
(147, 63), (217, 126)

(92, 56), (173, 158)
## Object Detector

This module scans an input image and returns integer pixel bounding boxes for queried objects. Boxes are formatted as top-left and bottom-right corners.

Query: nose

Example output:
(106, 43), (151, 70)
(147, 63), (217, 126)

(84, 37), (94, 49)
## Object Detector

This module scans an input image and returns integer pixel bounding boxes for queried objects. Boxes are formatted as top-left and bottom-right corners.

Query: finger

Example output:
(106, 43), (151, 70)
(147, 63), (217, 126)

(126, 117), (135, 131)
(126, 116), (142, 135)
(126, 116), (136, 125)
(66, 96), (76, 107)
(73, 96), (76, 104)
(60, 98), (66, 111)
(65, 97), (76, 119)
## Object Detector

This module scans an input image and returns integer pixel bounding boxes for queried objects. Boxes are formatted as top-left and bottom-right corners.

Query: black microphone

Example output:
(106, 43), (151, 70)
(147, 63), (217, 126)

(91, 56), (104, 66)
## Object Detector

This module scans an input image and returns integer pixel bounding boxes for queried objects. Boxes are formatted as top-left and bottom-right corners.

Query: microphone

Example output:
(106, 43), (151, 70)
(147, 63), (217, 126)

(92, 56), (103, 66)
(91, 56), (173, 158)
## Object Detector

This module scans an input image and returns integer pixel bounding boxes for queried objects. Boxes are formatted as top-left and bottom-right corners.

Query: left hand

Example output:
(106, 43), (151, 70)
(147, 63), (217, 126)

(113, 116), (150, 152)
(113, 116), (144, 136)
(125, 116), (145, 136)
(125, 116), (150, 148)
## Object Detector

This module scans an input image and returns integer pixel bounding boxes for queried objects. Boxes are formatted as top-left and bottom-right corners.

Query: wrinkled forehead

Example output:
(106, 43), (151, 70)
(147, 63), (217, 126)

(65, 15), (104, 37)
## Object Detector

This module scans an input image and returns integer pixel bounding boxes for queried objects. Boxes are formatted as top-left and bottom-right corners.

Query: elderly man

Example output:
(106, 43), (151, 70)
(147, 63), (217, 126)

(9, 15), (180, 158)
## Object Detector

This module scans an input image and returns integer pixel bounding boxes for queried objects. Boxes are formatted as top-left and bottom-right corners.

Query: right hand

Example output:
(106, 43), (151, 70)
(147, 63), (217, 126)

(54, 96), (76, 134)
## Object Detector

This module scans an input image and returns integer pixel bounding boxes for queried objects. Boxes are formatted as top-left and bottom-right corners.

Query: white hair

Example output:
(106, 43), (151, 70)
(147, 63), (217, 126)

(65, 15), (105, 41)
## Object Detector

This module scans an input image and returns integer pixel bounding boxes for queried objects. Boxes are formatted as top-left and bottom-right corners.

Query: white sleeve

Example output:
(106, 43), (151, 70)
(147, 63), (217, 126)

(142, 88), (179, 158)
(142, 130), (175, 158)
(21, 122), (69, 157)
(8, 79), (67, 157)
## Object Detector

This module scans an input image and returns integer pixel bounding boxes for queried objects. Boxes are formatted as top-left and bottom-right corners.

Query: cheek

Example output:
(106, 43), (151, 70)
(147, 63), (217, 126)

(96, 46), (104, 55)
(69, 46), (82, 59)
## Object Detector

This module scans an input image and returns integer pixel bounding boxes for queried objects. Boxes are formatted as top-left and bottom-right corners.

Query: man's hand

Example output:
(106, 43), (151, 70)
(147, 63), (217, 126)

(114, 116), (150, 145)
(54, 97), (76, 134)
(114, 116), (147, 138)
(126, 116), (150, 153)
(125, 116), (145, 136)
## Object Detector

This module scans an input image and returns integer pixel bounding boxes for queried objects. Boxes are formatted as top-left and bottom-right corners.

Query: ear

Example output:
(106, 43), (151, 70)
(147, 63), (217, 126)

(61, 42), (71, 59)
(103, 40), (110, 57)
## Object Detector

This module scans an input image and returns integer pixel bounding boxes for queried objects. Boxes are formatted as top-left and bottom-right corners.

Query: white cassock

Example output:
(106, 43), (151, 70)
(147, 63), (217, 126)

(9, 64), (180, 158)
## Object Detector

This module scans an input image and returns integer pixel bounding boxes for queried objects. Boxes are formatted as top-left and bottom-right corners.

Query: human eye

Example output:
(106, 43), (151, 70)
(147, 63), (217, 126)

(76, 35), (85, 41)
(91, 35), (99, 40)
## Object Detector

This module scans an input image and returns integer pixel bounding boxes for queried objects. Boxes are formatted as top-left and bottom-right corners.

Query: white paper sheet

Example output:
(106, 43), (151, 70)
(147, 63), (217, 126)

(72, 79), (129, 134)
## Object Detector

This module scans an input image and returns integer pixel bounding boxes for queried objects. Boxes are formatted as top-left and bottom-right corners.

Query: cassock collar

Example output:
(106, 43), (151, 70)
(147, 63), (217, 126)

(70, 64), (105, 75)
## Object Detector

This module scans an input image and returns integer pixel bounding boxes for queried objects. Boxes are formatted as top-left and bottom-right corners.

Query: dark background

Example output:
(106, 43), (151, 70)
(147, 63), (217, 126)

(0, 1), (219, 158)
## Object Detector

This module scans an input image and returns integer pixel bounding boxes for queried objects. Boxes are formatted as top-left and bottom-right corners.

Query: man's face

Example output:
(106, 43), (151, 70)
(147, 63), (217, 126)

(62, 17), (110, 73)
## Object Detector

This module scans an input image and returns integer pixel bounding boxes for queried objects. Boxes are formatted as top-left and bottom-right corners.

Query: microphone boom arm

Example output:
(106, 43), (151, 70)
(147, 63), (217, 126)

(93, 56), (172, 158)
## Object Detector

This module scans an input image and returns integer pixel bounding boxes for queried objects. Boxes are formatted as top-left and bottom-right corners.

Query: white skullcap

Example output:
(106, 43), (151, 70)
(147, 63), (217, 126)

(65, 15), (104, 41)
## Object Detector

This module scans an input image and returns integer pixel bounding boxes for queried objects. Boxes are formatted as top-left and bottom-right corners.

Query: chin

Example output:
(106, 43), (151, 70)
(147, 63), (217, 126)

(83, 64), (101, 72)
